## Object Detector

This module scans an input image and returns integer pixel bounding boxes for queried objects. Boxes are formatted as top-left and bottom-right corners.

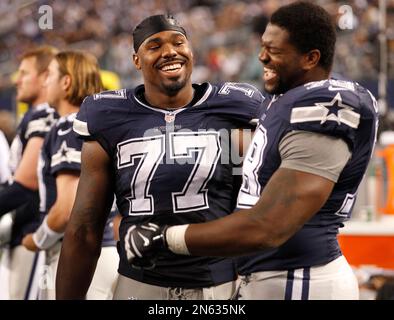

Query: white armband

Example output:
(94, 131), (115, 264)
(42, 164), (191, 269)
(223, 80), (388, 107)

(32, 216), (64, 250)
(166, 224), (190, 255)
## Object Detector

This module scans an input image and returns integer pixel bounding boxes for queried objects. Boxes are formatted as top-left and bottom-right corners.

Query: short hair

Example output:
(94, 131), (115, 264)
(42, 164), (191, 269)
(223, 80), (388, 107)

(20, 45), (58, 74)
(55, 51), (103, 106)
(270, 1), (336, 71)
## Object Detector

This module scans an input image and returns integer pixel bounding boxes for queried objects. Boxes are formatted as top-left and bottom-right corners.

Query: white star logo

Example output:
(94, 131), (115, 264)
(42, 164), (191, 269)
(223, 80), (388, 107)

(315, 93), (355, 125)
(51, 141), (81, 167)
(290, 93), (360, 129)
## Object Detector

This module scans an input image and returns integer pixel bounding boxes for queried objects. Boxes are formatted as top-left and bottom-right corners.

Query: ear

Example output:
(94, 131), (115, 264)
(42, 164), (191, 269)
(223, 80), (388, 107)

(302, 49), (321, 71)
(133, 53), (141, 70)
(61, 74), (72, 92)
(38, 70), (49, 88)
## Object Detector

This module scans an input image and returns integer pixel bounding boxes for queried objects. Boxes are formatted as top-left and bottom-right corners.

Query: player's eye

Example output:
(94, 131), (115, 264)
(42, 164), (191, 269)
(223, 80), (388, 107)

(147, 43), (160, 50)
(268, 47), (281, 54)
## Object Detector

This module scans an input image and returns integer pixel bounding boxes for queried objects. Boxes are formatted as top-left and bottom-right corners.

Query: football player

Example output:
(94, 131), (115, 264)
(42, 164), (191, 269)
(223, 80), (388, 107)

(21, 51), (119, 299)
(56, 15), (263, 300)
(0, 46), (58, 299)
(125, 2), (379, 300)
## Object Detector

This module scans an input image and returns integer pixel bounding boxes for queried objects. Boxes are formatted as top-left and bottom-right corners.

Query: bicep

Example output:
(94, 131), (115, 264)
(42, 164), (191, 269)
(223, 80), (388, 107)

(13, 137), (44, 189)
(185, 166), (335, 256)
(249, 131), (350, 244)
(249, 167), (335, 246)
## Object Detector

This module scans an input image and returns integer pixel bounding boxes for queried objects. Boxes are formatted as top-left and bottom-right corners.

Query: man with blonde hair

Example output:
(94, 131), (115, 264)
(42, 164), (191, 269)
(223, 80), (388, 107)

(0, 46), (58, 299)
(22, 51), (119, 300)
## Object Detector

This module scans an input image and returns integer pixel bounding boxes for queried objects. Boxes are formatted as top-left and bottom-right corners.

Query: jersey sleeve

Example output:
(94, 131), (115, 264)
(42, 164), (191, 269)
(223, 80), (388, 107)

(73, 94), (110, 155)
(73, 90), (128, 156)
(279, 130), (351, 182)
(73, 96), (94, 139)
(210, 82), (265, 127)
(50, 129), (83, 176)
(287, 87), (361, 150)
(25, 107), (57, 140)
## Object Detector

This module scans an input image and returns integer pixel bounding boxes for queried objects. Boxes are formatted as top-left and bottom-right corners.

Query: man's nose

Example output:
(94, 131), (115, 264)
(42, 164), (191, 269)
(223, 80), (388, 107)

(161, 43), (177, 59)
(259, 48), (269, 64)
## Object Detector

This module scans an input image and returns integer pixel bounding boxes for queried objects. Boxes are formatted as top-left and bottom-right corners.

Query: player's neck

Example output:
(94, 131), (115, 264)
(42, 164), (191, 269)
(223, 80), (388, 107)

(144, 84), (195, 110)
(31, 93), (48, 108)
(297, 69), (329, 88)
(56, 100), (80, 117)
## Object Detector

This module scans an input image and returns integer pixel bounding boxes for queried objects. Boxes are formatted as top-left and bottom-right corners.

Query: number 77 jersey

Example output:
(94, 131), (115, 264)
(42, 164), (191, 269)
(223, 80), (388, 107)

(73, 82), (264, 287)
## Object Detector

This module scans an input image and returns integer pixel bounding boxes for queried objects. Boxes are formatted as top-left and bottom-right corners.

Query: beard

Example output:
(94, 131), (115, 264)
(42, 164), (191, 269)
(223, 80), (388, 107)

(264, 78), (287, 95)
(161, 77), (188, 97)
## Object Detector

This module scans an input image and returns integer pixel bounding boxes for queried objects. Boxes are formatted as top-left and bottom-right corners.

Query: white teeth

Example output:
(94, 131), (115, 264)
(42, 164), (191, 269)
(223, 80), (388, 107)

(264, 67), (276, 73)
(161, 63), (182, 71)
(263, 67), (277, 82)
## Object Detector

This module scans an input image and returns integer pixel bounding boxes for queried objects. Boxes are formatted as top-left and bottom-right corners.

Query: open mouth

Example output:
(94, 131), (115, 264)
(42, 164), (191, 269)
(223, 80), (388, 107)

(158, 62), (184, 75)
(263, 67), (278, 82)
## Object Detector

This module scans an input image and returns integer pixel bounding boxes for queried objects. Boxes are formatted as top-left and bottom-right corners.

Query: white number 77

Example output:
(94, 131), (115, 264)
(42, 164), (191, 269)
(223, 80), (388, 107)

(117, 132), (221, 215)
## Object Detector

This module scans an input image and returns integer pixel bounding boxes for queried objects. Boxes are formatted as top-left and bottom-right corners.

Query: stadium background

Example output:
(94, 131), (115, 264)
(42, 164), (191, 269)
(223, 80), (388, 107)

(0, 0), (394, 299)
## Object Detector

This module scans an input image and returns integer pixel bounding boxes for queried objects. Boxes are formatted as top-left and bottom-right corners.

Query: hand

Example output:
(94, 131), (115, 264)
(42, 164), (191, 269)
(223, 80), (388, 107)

(124, 223), (168, 270)
(22, 233), (39, 252)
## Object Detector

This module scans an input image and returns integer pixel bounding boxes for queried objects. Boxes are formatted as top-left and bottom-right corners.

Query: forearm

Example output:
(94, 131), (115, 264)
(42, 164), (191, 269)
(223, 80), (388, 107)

(56, 223), (102, 299)
(183, 210), (273, 257)
(171, 168), (334, 257)
(0, 181), (37, 216)
(46, 204), (69, 233)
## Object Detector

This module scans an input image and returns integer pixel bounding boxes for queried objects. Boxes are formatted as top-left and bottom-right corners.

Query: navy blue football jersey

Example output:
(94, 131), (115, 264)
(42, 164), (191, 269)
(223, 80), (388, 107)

(8, 103), (58, 247)
(74, 82), (264, 287)
(237, 79), (379, 274)
(38, 113), (82, 216)
(38, 113), (116, 247)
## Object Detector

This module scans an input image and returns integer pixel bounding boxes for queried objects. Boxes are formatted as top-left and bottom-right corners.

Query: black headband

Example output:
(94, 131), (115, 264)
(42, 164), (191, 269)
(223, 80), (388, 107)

(133, 15), (187, 53)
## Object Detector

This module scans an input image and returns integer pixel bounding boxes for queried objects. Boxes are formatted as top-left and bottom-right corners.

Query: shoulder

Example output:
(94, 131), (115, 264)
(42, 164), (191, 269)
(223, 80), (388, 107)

(283, 79), (377, 114)
(199, 82), (264, 124)
(50, 114), (82, 157)
(80, 88), (131, 114)
(210, 82), (265, 105)
(74, 89), (132, 137)
(25, 103), (58, 139)
(30, 103), (57, 121)
(274, 80), (378, 147)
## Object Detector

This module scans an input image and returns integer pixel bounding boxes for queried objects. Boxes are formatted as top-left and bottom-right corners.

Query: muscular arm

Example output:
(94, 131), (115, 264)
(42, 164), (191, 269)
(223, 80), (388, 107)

(56, 141), (114, 299)
(185, 167), (334, 256)
(180, 131), (352, 257)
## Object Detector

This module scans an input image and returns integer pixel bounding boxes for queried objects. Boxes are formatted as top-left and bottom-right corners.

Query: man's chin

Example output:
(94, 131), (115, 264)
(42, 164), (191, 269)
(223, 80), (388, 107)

(264, 82), (287, 95)
(162, 80), (187, 96)
(16, 95), (31, 104)
(264, 83), (278, 95)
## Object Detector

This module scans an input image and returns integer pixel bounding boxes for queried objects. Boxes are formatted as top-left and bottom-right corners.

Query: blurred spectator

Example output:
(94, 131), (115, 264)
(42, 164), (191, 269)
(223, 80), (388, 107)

(0, 0), (393, 105)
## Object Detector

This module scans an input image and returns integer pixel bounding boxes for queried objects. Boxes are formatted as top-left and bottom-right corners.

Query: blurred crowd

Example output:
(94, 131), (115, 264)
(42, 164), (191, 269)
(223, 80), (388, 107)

(0, 0), (394, 103)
